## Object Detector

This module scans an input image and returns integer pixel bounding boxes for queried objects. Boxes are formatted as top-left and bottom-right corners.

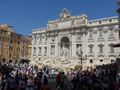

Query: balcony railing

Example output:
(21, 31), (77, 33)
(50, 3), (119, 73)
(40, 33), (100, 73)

(108, 52), (116, 57)
(97, 52), (105, 57)
(88, 52), (94, 57)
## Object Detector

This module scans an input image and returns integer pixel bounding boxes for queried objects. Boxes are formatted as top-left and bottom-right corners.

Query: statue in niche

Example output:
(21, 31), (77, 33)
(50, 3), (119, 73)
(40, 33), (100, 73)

(51, 36), (55, 42)
(61, 45), (66, 57)
(51, 46), (55, 55)
(61, 45), (70, 58)
(76, 45), (82, 56)
(59, 8), (72, 20)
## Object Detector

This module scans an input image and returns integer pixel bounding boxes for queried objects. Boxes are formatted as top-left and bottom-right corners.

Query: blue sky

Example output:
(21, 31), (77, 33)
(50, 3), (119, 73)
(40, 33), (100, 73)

(0, 0), (118, 36)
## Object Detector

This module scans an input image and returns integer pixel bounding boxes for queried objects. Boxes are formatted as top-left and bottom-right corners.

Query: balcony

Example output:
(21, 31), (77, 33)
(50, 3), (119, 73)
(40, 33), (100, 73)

(88, 52), (94, 57)
(97, 52), (105, 57)
(108, 52), (116, 57)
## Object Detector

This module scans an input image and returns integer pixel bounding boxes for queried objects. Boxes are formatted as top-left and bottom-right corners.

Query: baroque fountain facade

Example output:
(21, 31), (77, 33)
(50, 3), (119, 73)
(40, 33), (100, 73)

(31, 9), (119, 70)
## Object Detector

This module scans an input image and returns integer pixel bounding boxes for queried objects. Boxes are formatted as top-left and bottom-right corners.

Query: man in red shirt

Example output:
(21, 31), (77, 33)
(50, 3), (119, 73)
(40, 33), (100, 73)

(56, 72), (62, 86)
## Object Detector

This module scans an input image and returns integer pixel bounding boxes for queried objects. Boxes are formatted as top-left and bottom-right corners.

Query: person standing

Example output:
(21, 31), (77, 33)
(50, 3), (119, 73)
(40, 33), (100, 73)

(56, 73), (61, 87)
(9, 76), (16, 90)
(14, 74), (21, 90)
(64, 76), (69, 90)
(40, 75), (51, 90)
(19, 78), (26, 90)
(61, 72), (65, 88)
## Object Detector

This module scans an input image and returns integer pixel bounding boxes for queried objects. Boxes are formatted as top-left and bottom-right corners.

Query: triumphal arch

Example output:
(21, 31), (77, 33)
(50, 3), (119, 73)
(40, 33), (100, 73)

(31, 9), (119, 70)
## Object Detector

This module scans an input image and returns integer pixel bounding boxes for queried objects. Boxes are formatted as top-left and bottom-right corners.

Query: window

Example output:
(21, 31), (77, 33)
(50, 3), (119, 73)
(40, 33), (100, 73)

(18, 41), (20, 45)
(3, 32), (6, 35)
(109, 19), (112, 22)
(111, 60), (114, 63)
(99, 21), (102, 24)
(8, 38), (10, 41)
(17, 47), (20, 51)
(99, 46), (103, 53)
(110, 46), (114, 53)
(89, 46), (93, 53)
(6, 51), (9, 56)
(6, 44), (9, 48)
(9, 46), (13, 50)
(39, 58), (41, 61)
(10, 34), (12, 37)
(99, 30), (103, 37)
(17, 54), (19, 57)
(40, 36), (42, 41)
(34, 47), (36, 53)
(110, 29), (113, 35)
(100, 59), (103, 62)
(10, 40), (12, 43)
(89, 31), (93, 37)
(90, 22), (92, 24)
(44, 47), (47, 54)
(90, 59), (93, 63)
(39, 47), (41, 53)
(9, 53), (11, 57)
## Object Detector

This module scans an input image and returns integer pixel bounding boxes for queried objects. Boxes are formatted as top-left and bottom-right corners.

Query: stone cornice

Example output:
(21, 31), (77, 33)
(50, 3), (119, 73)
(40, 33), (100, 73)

(88, 22), (118, 28)
(47, 24), (88, 32)
(97, 53), (105, 57)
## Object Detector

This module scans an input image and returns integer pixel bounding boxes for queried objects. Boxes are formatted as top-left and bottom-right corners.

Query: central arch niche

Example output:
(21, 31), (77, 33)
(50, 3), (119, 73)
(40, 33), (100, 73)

(61, 36), (70, 43)
(60, 36), (70, 52)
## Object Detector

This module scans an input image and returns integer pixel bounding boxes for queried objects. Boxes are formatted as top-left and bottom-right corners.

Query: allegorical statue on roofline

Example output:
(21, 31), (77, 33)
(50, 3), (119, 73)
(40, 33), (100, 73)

(59, 8), (72, 20)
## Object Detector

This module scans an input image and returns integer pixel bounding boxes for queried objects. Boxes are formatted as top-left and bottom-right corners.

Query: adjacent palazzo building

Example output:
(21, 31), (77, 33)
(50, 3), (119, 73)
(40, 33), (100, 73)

(31, 9), (119, 69)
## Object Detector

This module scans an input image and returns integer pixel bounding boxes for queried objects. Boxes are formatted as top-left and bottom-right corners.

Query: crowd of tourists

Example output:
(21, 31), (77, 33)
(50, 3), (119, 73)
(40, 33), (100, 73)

(68, 64), (120, 90)
(0, 61), (119, 90)
(0, 62), (54, 90)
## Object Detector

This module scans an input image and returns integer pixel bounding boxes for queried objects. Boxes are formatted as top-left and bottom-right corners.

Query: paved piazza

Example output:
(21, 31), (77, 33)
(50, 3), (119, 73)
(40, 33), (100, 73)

(31, 9), (119, 70)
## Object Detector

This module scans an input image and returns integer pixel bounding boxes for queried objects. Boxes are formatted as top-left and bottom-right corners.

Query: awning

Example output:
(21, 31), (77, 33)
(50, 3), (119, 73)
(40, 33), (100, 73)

(112, 43), (120, 47)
